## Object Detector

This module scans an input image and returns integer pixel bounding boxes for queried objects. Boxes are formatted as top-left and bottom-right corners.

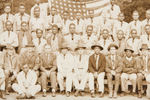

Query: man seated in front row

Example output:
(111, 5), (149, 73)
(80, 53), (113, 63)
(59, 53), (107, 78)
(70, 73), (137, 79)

(57, 42), (74, 97)
(40, 46), (57, 97)
(121, 46), (137, 96)
(88, 42), (106, 98)
(106, 43), (122, 98)
(137, 44), (150, 98)
(73, 41), (89, 97)
(12, 64), (41, 99)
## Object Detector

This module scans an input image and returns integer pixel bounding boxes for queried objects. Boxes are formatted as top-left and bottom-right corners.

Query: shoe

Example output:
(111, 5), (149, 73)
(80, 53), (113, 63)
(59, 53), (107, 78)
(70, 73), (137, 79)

(1, 91), (6, 99)
(131, 92), (136, 97)
(5, 90), (9, 95)
(43, 91), (47, 97)
(99, 92), (104, 98)
(80, 91), (85, 96)
(138, 91), (142, 98)
(29, 96), (35, 99)
(52, 92), (56, 97)
(60, 90), (65, 95)
(66, 92), (70, 97)
(113, 92), (118, 98)
(16, 94), (26, 99)
(108, 91), (113, 98)
(74, 90), (79, 97)
(91, 92), (95, 98)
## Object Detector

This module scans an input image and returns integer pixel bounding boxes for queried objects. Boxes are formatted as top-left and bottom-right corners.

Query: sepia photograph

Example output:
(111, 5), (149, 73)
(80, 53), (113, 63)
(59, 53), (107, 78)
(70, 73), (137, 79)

(0, 0), (150, 99)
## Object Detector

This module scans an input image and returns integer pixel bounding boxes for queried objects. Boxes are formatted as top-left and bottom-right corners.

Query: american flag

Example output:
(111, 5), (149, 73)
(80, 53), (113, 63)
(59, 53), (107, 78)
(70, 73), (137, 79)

(51, 0), (110, 19)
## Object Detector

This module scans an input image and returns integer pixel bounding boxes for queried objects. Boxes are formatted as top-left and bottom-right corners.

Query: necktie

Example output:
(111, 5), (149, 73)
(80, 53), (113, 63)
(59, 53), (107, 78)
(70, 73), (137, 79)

(96, 55), (99, 70)
(20, 14), (23, 22)
(147, 19), (149, 24)
(111, 5), (114, 11)
(91, 17), (93, 23)
(112, 56), (115, 70)
(77, 19), (79, 25)
(52, 16), (54, 23)
(6, 13), (9, 21)
(134, 20), (137, 26)
(72, 34), (74, 40)
(53, 34), (55, 40)
(79, 55), (82, 61)
(104, 40), (106, 46)
(119, 41), (121, 47)
(39, 38), (41, 45)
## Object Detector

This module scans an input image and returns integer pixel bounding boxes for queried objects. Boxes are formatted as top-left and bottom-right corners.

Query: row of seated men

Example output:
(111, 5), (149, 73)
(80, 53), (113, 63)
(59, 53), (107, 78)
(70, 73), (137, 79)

(0, 39), (150, 99)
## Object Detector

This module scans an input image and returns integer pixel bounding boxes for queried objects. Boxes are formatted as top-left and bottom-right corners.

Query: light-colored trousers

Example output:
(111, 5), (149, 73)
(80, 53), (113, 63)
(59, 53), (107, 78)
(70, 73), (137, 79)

(12, 84), (41, 96)
(73, 72), (88, 91)
(57, 72), (73, 92)
(88, 72), (105, 93)
(121, 73), (137, 92)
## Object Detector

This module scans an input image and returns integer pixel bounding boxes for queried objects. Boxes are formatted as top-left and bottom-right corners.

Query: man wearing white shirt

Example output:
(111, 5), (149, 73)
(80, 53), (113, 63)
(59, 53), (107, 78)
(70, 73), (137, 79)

(46, 7), (62, 29)
(63, 23), (81, 51)
(29, 6), (45, 35)
(98, 29), (113, 56)
(12, 64), (41, 99)
(73, 42), (89, 97)
(31, 0), (49, 19)
(57, 43), (74, 97)
(126, 29), (142, 56)
(0, 3), (14, 32)
(141, 24), (150, 47)
(32, 29), (47, 53)
(14, 3), (30, 33)
(142, 9), (150, 35)
(113, 13), (129, 39)
(102, 0), (120, 20)
(129, 10), (142, 37)
(0, 21), (18, 49)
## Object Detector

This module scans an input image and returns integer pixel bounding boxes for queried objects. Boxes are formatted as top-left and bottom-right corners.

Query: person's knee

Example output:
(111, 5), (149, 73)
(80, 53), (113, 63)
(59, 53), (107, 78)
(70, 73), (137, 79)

(41, 72), (47, 78)
(121, 73), (128, 80)
(130, 74), (137, 81)
(107, 73), (112, 79)
(137, 73), (143, 80)
(50, 71), (56, 77)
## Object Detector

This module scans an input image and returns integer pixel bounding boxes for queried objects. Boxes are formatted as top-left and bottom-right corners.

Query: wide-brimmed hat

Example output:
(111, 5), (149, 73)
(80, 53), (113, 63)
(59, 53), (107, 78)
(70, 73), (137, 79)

(25, 44), (35, 48)
(140, 44), (149, 51)
(91, 42), (103, 50)
(59, 42), (70, 50)
(108, 43), (118, 51)
(124, 46), (134, 53)
(75, 40), (86, 51)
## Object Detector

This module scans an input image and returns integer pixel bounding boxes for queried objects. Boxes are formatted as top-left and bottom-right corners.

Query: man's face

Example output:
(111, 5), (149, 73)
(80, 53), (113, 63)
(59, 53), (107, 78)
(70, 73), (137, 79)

(102, 30), (109, 39)
(7, 49), (14, 55)
(94, 47), (100, 55)
(77, 48), (84, 55)
(4, 6), (11, 13)
(52, 26), (58, 34)
(145, 25), (150, 35)
(110, 47), (117, 55)
(131, 30), (137, 38)
(21, 23), (28, 31)
(6, 22), (12, 31)
(69, 24), (76, 33)
(86, 26), (93, 36)
(146, 10), (150, 19)
(36, 30), (43, 38)
(61, 49), (68, 55)
(63, 12), (69, 19)
(34, 8), (40, 17)
(126, 50), (132, 58)
(23, 64), (29, 73)
(36, 0), (41, 4)
(110, 0), (115, 5)
(132, 11), (139, 20)
(88, 10), (94, 17)
(19, 5), (25, 14)
(27, 47), (34, 56)
(76, 12), (81, 19)
(51, 8), (56, 15)
(117, 31), (124, 40)
(141, 49), (148, 56)
(118, 13), (124, 21)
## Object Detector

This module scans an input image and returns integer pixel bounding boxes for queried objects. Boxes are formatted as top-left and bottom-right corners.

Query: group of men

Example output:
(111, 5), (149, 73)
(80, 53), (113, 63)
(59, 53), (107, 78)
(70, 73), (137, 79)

(0, 0), (150, 99)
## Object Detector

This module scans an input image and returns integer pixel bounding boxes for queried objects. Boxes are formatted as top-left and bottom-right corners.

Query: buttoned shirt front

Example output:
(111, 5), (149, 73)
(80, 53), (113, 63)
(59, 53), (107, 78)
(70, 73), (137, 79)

(0, 31), (18, 47)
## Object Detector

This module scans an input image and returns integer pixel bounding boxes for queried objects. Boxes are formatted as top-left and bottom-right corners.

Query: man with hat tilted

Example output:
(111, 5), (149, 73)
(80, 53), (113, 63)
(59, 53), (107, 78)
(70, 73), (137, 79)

(121, 46), (137, 96)
(73, 40), (89, 97)
(88, 42), (106, 98)
(106, 43), (123, 98)
(136, 44), (150, 98)
(57, 42), (75, 97)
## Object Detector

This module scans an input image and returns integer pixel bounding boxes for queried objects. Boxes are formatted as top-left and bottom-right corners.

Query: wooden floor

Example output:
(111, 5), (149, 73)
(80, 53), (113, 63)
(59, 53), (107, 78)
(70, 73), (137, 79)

(1, 93), (149, 100)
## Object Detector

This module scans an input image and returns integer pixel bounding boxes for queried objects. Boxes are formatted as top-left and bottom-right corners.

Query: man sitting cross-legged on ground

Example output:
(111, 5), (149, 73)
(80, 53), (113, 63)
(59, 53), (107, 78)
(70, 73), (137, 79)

(12, 63), (41, 99)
